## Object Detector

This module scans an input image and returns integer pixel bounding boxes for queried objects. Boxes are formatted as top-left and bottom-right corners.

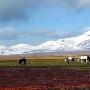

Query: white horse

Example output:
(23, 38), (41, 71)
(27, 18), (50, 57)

(78, 56), (89, 63)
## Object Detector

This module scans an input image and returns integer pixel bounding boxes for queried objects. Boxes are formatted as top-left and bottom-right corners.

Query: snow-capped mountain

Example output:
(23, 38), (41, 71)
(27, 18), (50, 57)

(1, 31), (90, 55)
(33, 31), (90, 51)
(4, 44), (34, 55)
(0, 45), (7, 54)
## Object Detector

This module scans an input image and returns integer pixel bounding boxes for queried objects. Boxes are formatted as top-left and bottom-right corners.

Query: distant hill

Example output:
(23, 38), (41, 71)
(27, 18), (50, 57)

(1, 31), (90, 55)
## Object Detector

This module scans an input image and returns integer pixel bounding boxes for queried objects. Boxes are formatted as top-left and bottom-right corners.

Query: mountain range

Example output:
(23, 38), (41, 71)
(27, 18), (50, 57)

(0, 31), (90, 55)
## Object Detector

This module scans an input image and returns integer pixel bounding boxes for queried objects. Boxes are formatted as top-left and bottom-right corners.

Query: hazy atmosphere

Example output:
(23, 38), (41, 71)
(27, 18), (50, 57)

(1, 1), (90, 90)
(0, 0), (90, 46)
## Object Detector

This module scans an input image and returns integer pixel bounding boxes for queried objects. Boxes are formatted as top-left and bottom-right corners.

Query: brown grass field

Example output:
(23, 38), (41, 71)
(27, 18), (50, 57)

(0, 54), (90, 90)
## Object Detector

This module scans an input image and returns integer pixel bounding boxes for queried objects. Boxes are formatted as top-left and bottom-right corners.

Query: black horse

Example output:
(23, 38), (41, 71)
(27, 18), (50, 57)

(87, 56), (90, 62)
(19, 57), (27, 65)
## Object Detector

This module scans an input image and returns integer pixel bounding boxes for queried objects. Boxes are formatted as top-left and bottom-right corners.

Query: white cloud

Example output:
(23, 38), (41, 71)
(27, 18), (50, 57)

(28, 28), (71, 38)
(78, 0), (90, 9)
(0, 0), (33, 22)
(0, 0), (90, 22)
(0, 27), (19, 40)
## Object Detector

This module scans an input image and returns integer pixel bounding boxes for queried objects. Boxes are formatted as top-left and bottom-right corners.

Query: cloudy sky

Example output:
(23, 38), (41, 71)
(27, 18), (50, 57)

(0, 0), (90, 46)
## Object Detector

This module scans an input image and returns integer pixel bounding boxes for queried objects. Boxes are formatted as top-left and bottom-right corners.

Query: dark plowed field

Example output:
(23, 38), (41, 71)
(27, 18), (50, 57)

(0, 67), (90, 90)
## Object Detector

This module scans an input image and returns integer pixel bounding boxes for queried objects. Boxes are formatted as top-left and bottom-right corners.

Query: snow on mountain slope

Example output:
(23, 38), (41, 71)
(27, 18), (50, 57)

(4, 44), (34, 55)
(35, 31), (90, 51)
(77, 40), (90, 49)
(1, 31), (90, 55)
(0, 45), (7, 54)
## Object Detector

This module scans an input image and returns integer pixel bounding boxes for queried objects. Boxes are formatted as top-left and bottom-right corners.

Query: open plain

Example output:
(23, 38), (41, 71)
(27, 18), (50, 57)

(0, 54), (90, 90)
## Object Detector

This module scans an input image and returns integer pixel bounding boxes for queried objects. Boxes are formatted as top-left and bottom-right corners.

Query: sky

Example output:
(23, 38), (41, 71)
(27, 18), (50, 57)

(0, 0), (90, 46)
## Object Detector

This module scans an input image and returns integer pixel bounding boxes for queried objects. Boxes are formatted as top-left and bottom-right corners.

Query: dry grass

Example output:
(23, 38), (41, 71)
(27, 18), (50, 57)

(0, 54), (90, 68)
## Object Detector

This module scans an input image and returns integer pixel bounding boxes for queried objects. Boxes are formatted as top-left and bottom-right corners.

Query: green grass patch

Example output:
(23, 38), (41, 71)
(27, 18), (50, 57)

(0, 59), (90, 68)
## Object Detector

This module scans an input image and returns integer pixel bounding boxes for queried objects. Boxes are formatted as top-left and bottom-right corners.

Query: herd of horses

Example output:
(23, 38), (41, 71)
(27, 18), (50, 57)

(64, 55), (90, 64)
(19, 55), (90, 65)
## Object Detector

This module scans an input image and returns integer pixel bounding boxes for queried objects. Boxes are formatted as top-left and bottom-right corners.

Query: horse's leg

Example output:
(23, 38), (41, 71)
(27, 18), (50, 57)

(89, 58), (90, 62)
(23, 59), (25, 64)
(78, 59), (80, 62)
(19, 61), (20, 65)
(67, 59), (69, 64)
(20, 60), (23, 65)
(86, 59), (88, 63)
(81, 59), (83, 63)
(19, 60), (21, 65)
(23, 59), (26, 65)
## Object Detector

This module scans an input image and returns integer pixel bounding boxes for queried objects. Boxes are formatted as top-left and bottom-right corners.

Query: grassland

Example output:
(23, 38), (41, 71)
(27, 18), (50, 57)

(0, 55), (90, 68)
(0, 55), (90, 90)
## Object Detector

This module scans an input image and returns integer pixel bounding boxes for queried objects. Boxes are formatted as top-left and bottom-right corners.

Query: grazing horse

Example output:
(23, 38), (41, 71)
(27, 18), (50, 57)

(19, 57), (27, 65)
(78, 56), (90, 63)
(64, 56), (75, 64)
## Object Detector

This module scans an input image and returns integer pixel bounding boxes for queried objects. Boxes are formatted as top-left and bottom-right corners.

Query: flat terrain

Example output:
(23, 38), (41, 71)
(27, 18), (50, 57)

(0, 55), (90, 67)
(0, 67), (90, 90)
(0, 55), (90, 90)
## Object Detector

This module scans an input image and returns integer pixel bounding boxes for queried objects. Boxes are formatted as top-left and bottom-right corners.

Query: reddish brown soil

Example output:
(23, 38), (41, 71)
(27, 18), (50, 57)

(0, 67), (90, 90)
